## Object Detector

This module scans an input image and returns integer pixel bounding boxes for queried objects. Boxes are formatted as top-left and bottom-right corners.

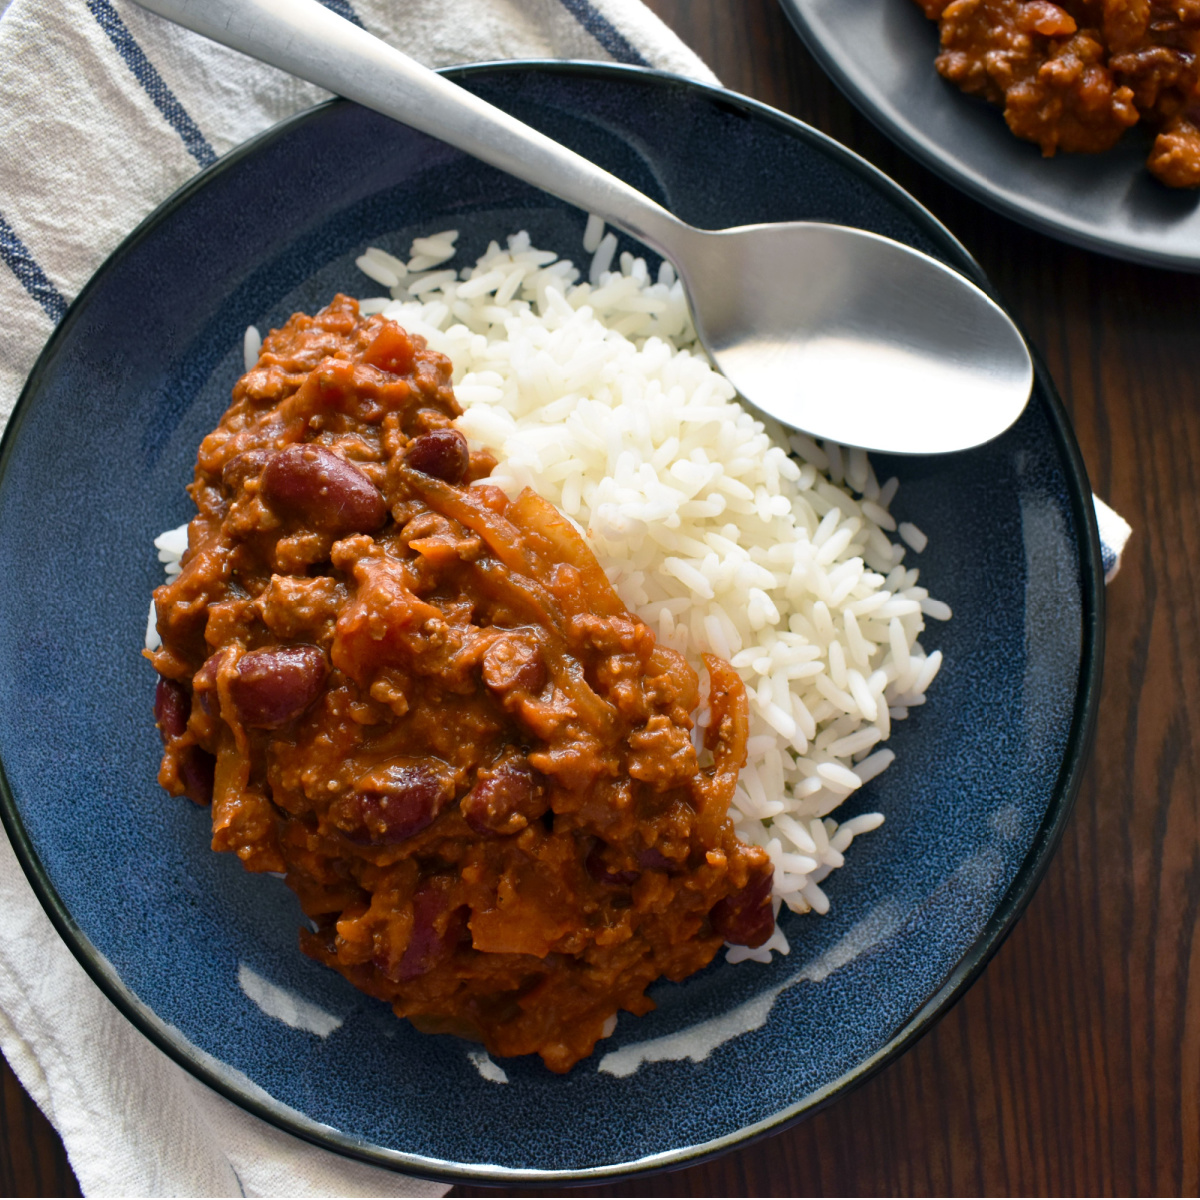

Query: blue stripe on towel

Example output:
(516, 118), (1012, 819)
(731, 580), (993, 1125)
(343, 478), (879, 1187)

(86, 0), (217, 168)
(0, 212), (69, 323)
(318, 0), (365, 29)
(556, 0), (650, 66)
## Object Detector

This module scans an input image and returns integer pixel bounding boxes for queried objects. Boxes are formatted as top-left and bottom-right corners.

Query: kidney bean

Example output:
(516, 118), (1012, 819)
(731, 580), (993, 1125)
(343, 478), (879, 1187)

(481, 634), (546, 696)
(585, 842), (640, 887)
(404, 429), (469, 483)
(178, 746), (215, 806)
(391, 883), (466, 981)
(229, 645), (328, 729)
(709, 865), (775, 947)
(260, 444), (386, 535)
(637, 847), (682, 874)
(221, 448), (273, 493)
(154, 677), (189, 742)
(343, 762), (451, 844)
(461, 758), (540, 835)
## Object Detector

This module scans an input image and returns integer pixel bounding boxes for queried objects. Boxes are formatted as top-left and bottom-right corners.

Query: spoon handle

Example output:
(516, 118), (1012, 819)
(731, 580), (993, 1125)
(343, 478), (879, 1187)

(132, 0), (687, 254)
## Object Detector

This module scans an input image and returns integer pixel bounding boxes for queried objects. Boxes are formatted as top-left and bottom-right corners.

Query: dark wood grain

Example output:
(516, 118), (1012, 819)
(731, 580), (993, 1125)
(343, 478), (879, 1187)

(5, 3), (1198, 1195)
(0, 1052), (80, 1198)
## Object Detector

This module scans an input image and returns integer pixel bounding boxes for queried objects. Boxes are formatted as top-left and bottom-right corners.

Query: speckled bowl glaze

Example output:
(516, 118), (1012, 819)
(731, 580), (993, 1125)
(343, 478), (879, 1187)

(0, 63), (1103, 1183)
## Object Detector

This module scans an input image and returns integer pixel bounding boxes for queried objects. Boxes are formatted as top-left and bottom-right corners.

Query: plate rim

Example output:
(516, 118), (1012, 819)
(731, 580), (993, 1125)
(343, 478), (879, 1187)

(0, 58), (1106, 1184)
(778, 0), (1200, 273)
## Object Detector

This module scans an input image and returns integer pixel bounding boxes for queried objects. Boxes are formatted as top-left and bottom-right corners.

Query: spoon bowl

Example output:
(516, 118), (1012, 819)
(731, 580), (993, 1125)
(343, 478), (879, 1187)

(134, 0), (1033, 454)
(681, 222), (1033, 453)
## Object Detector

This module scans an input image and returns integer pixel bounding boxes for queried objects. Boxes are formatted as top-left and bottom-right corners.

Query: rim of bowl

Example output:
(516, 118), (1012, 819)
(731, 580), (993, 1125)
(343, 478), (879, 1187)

(0, 59), (1105, 1185)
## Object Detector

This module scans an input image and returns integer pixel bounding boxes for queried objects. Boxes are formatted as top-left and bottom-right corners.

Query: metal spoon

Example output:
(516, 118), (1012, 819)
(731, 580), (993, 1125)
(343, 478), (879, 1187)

(134, 0), (1033, 455)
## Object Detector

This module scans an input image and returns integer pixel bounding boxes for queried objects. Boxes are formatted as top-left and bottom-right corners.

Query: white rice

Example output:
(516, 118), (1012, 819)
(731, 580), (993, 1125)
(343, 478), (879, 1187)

(242, 325), (262, 373)
(150, 224), (950, 963)
(898, 520), (928, 553)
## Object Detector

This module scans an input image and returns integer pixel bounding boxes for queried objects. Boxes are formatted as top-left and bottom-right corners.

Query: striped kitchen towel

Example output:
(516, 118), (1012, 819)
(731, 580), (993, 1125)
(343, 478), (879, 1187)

(0, 0), (1129, 1197)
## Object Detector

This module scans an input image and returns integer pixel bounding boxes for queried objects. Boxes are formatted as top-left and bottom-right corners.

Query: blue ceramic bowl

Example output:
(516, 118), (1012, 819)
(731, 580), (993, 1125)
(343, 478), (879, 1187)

(0, 63), (1103, 1183)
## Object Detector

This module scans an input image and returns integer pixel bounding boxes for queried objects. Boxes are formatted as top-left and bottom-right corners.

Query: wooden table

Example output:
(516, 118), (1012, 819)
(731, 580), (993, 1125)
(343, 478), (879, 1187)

(3, 1), (1198, 1194)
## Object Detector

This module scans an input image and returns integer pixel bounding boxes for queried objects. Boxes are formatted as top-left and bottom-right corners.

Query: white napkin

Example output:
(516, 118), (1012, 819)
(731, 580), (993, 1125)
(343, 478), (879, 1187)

(0, 0), (1129, 1195)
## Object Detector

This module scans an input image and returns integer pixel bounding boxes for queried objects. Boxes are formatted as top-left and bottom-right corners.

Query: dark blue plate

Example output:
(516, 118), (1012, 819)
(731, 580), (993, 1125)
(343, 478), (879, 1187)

(780, 0), (1200, 271)
(0, 63), (1103, 1183)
